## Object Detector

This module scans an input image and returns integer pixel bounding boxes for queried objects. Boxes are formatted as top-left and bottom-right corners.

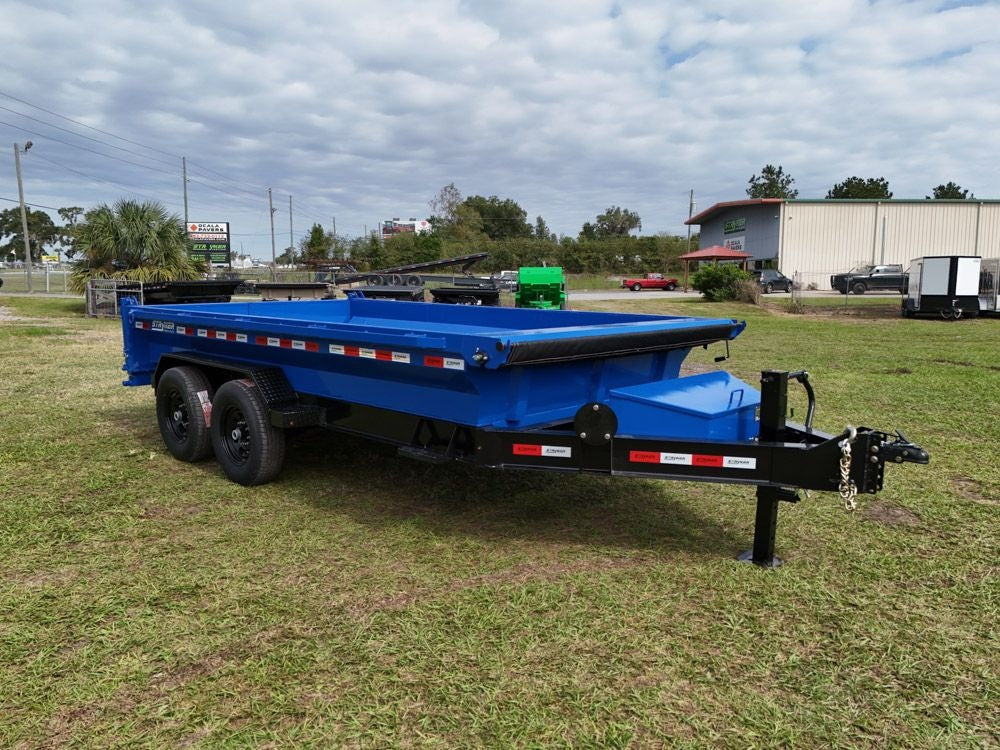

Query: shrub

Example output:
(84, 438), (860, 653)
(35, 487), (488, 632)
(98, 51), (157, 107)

(733, 279), (761, 305)
(690, 264), (753, 302)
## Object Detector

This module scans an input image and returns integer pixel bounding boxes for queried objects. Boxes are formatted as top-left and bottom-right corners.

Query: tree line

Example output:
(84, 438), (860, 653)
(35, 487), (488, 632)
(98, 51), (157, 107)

(290, 182), (682, 274)
(746, 164), (974, 200)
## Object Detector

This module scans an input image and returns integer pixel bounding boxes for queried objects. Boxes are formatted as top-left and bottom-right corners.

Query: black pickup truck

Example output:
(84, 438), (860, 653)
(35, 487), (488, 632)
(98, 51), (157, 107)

(831, 264), (908, 294)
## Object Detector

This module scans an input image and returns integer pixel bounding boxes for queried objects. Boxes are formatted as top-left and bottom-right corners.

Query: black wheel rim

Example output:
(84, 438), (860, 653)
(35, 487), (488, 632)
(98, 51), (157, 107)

(165, 389), (190, 442)
(220, 405), (251, 465)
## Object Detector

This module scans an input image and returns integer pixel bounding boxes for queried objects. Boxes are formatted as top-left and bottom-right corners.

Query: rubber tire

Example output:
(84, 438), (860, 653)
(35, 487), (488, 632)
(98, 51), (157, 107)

(156, 366), (214, 462)
(852, 282), (867, 295)
(210, 379), (286, 486)
(765, 282), (774, 294)
(666, 283), (676, 291)
(631, 283), (642, 291)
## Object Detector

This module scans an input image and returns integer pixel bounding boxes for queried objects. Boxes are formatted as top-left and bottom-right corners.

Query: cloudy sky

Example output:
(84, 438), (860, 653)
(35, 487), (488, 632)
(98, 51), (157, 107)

(3, 0), (998, 257)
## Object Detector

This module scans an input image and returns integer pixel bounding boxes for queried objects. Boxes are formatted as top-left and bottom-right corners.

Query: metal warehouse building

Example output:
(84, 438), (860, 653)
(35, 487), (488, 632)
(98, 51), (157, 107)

(686, 199), (1000, 290)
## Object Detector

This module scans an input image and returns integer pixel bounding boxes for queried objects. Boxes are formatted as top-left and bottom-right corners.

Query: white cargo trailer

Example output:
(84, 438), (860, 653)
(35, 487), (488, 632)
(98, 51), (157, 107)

(902, 256), (982, 319)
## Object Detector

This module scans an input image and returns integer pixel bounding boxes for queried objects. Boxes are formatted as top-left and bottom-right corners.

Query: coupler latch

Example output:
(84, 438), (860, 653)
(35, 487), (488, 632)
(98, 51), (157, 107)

(877, 430), (930, 465)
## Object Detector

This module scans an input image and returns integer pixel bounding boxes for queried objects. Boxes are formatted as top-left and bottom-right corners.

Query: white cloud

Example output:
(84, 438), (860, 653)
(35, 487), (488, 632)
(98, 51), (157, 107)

(2, 0), (999, 252)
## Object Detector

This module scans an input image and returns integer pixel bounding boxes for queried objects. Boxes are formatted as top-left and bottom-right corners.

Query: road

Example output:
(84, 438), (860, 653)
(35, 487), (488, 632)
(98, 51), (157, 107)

(569, 289), (867, 301)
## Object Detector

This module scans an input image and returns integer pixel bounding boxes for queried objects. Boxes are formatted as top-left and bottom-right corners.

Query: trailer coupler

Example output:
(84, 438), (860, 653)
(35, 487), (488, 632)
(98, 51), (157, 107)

(876, 430), (929, 465)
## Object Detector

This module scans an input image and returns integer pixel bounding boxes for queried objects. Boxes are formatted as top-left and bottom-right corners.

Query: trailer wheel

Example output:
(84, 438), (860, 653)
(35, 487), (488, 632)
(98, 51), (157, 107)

(210, 379), (286, 486)
(156, 366), (214, 462)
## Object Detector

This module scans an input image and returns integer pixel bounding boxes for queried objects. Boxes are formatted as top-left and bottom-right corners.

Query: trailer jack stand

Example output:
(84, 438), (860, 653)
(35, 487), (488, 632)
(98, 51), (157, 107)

(737, 486), (800, 568)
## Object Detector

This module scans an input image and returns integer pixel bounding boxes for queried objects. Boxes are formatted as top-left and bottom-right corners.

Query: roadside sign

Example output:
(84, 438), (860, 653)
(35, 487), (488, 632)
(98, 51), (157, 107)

(187, 221), (230, 264)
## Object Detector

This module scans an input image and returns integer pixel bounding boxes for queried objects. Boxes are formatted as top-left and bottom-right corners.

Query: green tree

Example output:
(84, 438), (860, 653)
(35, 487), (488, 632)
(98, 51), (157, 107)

(927, 182), (973, 199)
(0, 207), (59, 262)
(592, 206), (642, 238)
(746, 164), (799, 198)
(826, 176), (892, 199)
(534, 216), (554, 241)
(69, 200), (203, 292)
(298, 223), (331, 262)
(57, 206), (85, 260)
(461, 195), (533, 240)
(428, 183), (487, 242)
(384, 231), (442, 267)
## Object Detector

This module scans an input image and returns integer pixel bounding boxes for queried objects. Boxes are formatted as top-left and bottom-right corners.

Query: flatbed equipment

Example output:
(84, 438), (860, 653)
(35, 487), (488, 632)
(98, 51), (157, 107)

(121, 297), (927, 566)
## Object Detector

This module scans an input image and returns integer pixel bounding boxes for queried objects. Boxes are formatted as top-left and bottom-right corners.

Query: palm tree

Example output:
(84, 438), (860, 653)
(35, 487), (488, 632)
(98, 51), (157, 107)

(70, 200), (204, 292)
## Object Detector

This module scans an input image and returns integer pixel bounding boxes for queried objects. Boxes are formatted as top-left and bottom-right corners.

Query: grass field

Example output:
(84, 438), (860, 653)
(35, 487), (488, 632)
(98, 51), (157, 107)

(0, 294), (997, 748)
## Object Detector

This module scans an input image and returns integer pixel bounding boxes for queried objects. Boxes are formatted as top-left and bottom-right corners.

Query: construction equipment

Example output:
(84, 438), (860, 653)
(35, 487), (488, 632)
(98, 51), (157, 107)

(513, 266), (567, 309)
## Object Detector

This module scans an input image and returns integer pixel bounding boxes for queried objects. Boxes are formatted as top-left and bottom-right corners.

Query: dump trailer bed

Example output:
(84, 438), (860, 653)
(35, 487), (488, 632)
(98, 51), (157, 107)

(121, 297), (927, 566)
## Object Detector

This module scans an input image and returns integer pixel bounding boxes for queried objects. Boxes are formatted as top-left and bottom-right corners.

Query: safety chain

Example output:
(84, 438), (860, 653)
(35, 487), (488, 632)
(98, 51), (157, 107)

(838, 426), (858, 511)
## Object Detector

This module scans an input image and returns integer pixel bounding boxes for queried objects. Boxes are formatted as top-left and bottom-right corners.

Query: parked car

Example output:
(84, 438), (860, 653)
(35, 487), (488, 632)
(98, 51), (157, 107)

(622, 273), (679, 292)
(830, 264), (907, 294)
(752, 269), (793, 293)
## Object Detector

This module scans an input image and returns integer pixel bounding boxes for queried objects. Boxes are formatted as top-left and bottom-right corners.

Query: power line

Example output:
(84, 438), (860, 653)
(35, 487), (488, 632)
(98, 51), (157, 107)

(0, 92), (350, 226)
(29, 152), (164, 204)
(0, 196), (63, 211)
(0, 88), (179, 159)
(0, 104), (179, 169)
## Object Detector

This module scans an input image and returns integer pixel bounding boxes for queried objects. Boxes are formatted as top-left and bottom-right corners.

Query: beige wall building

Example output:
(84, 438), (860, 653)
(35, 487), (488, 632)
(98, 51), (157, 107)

(688, 199), (1000, 290)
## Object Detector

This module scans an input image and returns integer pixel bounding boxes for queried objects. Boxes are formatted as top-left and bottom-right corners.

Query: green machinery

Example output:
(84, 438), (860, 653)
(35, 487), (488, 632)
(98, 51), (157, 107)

(513, 266), (567, 309)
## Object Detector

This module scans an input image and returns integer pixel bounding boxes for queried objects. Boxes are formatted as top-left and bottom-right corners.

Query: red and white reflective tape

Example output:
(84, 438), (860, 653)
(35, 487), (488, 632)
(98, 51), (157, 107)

(136, 319), (465, 371)
(629, 451), (757, 470)
(512, 443), (573, 458)
(424, 355), (465, 370)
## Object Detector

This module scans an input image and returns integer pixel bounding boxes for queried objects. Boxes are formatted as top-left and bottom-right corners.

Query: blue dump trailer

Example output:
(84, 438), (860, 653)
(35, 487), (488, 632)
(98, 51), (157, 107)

(121, 296), (927, 566)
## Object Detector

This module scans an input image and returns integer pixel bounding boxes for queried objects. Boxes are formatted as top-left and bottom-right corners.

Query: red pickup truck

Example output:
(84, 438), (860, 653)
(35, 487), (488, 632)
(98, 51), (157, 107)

(622, 273), (679, 292)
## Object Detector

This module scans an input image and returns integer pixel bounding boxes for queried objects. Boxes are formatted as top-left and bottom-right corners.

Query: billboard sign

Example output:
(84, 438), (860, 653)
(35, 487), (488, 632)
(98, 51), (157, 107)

(187, 221), (230, 264)
(381, 219), (431, 240)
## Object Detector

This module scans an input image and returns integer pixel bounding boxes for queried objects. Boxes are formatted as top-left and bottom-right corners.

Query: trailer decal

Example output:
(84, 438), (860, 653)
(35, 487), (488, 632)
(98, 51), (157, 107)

(139, 319), (454, 368)
(629, 450), (757, 469)
(424, 355), (465, 371)
(512, 443), (572, 458)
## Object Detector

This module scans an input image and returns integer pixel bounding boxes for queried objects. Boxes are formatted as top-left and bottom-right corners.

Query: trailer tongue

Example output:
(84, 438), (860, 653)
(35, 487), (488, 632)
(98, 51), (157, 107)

(121, 297), (927, 566)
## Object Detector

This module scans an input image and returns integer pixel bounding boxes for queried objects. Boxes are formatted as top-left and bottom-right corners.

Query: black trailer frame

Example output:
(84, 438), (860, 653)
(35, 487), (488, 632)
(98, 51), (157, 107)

(151, 352), (929, 567)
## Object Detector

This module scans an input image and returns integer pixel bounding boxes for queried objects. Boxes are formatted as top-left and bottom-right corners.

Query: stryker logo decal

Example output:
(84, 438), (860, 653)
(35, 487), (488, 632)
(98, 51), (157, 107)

(628, 451), (757, 470)
(512, 444), (572, 458)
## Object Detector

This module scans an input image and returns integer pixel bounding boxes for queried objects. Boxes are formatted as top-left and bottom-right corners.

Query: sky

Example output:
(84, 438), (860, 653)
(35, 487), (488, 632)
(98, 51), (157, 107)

(2, 0), (999, 259)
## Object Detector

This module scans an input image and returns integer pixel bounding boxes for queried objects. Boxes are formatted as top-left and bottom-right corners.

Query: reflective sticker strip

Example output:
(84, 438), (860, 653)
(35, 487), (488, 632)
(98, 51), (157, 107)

(143, 321), (450, 369)
(512, 444), (573, 458)
(424, 355), (465, 370)
(629, 451), (756, 470)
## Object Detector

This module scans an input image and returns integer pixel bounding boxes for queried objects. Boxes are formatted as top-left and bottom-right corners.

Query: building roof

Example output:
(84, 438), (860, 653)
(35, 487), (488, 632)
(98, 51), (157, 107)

(677, 245), (751, 261)
(686, 199), (784, 225)
(686, 197), (1000, 225)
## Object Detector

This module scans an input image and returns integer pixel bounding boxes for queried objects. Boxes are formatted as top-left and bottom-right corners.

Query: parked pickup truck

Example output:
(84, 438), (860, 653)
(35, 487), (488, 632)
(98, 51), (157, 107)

(622, 273), (679, 292)
(830, 264), (908, 294)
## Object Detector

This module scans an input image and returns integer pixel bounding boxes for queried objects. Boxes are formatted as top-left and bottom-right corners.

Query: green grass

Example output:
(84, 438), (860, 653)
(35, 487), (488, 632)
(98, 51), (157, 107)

(1, 293), (997, 748)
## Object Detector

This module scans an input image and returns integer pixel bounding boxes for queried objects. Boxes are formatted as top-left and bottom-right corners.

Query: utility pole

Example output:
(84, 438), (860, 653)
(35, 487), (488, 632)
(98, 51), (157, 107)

(686, 189), (695, 254)
(288, 195), (293, 262)
(268, 187), (276, 268)
(182, 156), (189, 226)
(13, 143), (32, 292)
